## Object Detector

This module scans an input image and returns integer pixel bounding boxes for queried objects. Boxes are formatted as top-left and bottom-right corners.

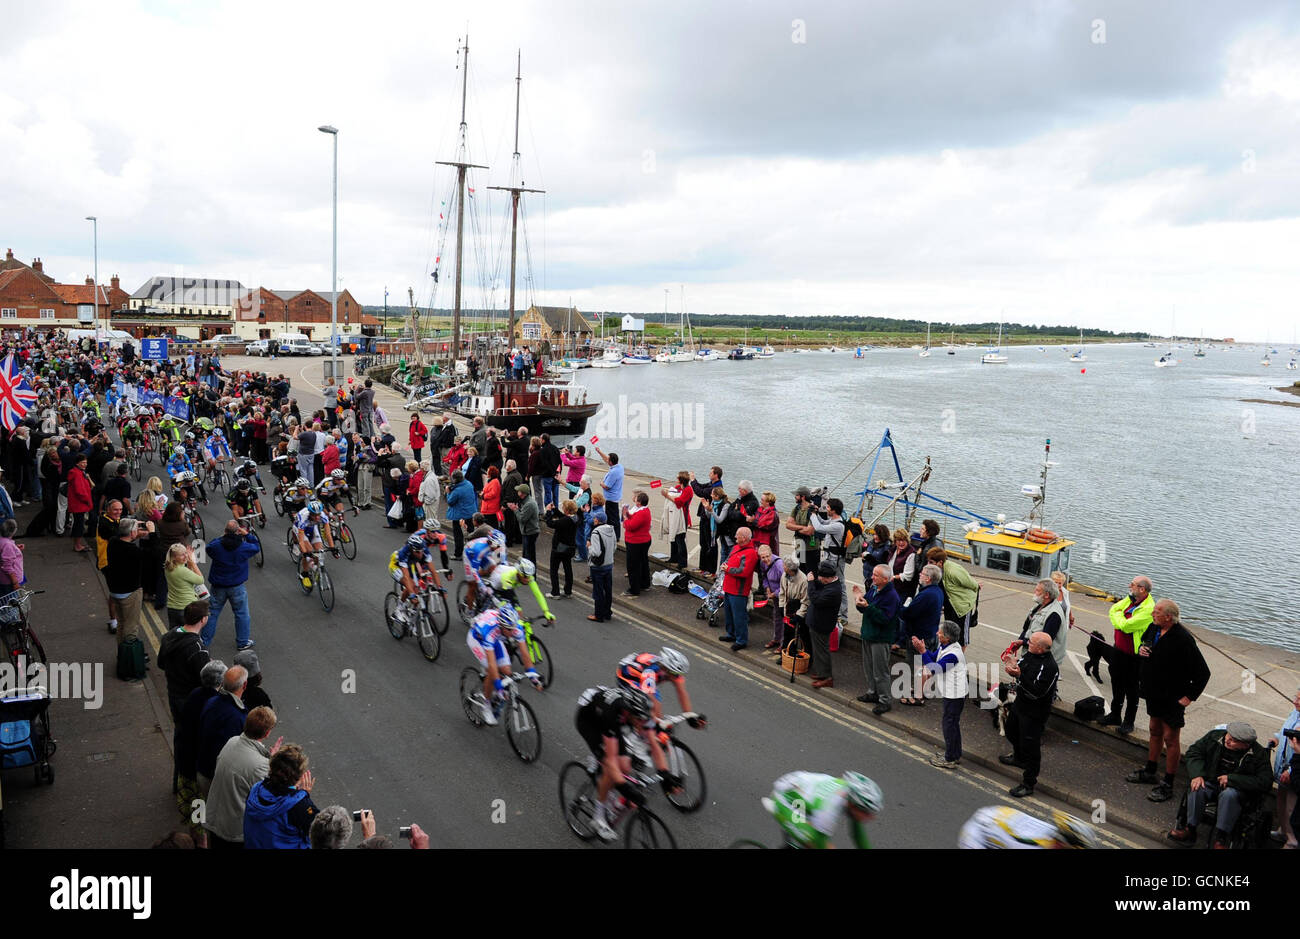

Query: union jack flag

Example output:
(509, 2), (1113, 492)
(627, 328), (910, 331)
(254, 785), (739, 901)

(0, 354), (37, 431)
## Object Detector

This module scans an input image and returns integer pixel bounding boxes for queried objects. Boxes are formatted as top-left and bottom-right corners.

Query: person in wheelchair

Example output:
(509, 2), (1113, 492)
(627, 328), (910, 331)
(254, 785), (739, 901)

(1168, 721), (1274, 848)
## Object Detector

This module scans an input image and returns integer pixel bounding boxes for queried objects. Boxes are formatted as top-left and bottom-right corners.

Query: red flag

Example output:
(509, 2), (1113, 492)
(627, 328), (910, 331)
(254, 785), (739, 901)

(589, 435), (599, 445)
(649, 479), (662, 489)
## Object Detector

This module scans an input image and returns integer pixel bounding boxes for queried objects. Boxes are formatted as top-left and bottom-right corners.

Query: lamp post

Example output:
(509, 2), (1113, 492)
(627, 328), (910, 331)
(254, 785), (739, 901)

(318, 124), (339, 386)
(85, 215), (99, 342)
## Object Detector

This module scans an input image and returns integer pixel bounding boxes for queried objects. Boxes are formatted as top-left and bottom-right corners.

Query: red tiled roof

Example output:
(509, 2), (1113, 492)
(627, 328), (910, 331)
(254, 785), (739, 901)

(0, 269), (22, 291)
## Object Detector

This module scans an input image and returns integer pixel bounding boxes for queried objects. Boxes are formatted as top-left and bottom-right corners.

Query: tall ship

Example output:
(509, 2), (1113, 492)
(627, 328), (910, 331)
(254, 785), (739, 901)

(422, 42), (599, 440)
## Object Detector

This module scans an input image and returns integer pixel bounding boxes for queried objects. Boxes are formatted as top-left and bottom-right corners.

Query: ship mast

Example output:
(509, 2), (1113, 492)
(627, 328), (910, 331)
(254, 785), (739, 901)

(436, 35), (487, 370)
(487, 50), (544, 365)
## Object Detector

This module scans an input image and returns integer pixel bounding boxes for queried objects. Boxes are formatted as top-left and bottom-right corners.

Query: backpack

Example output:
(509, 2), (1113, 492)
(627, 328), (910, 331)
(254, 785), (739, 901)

(116, 636), (147, 681)
(1073, 695), (1106, 721)
(588, 523), (615, 566)
(842, 517), (865, 560)
(668, 572), (691, 594)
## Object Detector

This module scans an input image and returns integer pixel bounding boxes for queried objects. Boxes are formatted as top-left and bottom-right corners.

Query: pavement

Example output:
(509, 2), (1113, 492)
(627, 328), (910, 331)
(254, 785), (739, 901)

(3, 353), (1289, 849)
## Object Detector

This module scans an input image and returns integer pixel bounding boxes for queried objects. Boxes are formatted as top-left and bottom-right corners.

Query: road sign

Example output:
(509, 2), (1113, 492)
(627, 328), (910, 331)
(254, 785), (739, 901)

(141, 338), (169, 361)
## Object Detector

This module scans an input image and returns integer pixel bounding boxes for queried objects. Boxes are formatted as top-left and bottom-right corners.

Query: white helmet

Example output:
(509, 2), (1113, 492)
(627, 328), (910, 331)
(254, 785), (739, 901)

(658, 647), (689, 677)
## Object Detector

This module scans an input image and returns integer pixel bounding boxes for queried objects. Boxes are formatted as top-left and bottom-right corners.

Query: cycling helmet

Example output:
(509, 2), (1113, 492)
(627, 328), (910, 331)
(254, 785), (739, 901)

(406, 534), (427, 553)
(618, 687), (653, 723)
(127, 419), (138, 428)
(306, 500), (324, 515)
(423, 518), (440, 533)
(184, 431), (196, 440)
(518, 558), (536, 579)
(172, 447), (186, 459)
(1052, 811), (1099, 849)
(294, 477), (310, 487)
(178, 471), (197, 483)
(213, 428), (224, 438)
(495, 604), (520, 634)
(241, 458), (257, 471)
(658, 647), (689, 677)
(330, 469), (346, 480)
(489, 529), (506, 549)
(841, 772), (883, 814)
(236, 478), (251, 491)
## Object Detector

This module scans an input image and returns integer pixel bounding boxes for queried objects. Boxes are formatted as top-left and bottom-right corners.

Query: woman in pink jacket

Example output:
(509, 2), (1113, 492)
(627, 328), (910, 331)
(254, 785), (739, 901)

(67, 453), (95, 553)
(560, 444), (587, 486)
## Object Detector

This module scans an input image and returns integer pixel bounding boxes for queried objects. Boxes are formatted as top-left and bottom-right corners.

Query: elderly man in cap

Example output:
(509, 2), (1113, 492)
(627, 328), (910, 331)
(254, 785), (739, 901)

(1168, 721), (1274, 848)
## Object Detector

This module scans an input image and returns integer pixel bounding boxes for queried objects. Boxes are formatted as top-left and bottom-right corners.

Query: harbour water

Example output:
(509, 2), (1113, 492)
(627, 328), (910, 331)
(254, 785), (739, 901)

(573, 343), (1300, 651)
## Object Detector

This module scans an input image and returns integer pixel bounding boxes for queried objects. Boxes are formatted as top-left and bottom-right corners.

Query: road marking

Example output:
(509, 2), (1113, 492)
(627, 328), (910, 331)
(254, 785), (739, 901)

(140, 604), (166, 656)
(1066, 649), (1101, 697)
(570, 592), (1146, 848)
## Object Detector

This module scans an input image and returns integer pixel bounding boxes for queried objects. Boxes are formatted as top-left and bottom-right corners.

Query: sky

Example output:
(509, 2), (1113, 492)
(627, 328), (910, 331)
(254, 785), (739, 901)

(3, 0), (1300, 341)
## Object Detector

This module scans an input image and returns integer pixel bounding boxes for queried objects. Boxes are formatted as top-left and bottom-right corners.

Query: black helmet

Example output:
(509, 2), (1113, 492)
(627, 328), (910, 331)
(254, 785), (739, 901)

(236, 478), (251, 491)
(618, 687), (653, 722)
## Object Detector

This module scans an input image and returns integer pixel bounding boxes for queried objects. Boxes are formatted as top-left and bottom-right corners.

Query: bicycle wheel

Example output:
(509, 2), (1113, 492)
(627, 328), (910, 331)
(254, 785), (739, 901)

(249, 532), (264, 568)
(130, 456), (142, 481)
(505, 695), (541, 763)
(24, 627), (46, 668)
(426, 588), (451, 636)
(558, 761), (599, 841)
(143, 437), (155, 463)
(384, 593), (405, 640)
(727, 839), (768, 849)
(416, 611), (441, 662)
(318, 566), (334, 612)
(625, 807), (677, 849)
(287, 528), (301, 562)
(523, 634), (553, 689)
(664, 740), (707, 813)
(459, 667), (486, 726)
(339, 523), (356, 560)
(191, 512), (205, 542)
(218, 468), (230, 491)
(256, 508), (266, 529)
(274, 491), (286, 517)
(456, 580), (473, 625)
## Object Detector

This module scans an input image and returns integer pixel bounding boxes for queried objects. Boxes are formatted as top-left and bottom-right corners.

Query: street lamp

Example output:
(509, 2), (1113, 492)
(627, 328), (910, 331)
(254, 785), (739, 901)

(85, 216), (99, 341)
(318, 124), (339, 385)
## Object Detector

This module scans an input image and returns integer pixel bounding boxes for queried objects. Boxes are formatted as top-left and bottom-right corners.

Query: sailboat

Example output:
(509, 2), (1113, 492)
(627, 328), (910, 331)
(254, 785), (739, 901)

(946, 330), (956, 355)
(1154, 311), (1178, 367)
(439, 44), (599, 437)
(1193, 329), (1206, 358)
(981, 322), (1008, 364)
(1069, 328), (1086, 363)
(919, 322), (932, 358)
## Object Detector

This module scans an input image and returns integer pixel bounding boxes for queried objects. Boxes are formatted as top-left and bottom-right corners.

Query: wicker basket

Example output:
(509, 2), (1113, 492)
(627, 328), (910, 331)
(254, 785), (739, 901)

(781, 639), (809, 674)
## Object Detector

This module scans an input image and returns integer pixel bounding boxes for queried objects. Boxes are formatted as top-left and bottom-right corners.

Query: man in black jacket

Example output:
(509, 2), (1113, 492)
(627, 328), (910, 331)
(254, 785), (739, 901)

(688, 466), (723, 573)
(1126, 599), (1211, 802)
(158, 601), (212, 721)
(806, 560), (842, 689)
(999, 631), (1059, 798)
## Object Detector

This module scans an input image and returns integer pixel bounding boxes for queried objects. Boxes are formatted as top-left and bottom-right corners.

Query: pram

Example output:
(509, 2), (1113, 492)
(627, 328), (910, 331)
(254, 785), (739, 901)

(0, 690), (55, 786)
(690, 579), (726, 628)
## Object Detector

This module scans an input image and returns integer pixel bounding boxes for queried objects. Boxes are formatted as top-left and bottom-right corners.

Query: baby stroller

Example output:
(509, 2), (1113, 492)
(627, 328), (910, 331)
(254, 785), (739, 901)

(691, 578), (726, 628)
(0, 689), (55, 786)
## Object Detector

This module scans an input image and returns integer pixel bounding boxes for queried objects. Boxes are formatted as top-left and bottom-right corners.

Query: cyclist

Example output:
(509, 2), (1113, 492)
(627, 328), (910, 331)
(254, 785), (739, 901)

(171, 470), (202, 513)
(201, 427), (232, 479)
(488, 559), (555, 628)
(462, 528), (507, 613)
(79, 393), (102, 423)
(158, 413), (183, 449)
(120, 418), (144, 459)
(225, 477), (263, 523)
(467, 605), (543, 727)
(270, 443), (297, 486)
(281, 476), (314, 516)
(419, 518), (452, 575)
(388, 534), (444, 630)
(235, 457), (265, 493)
(292, 500), (337, 588)
(616, 648), (703, 724)
(957, 806), (1099, 849)
(574, 685), (670, 842)
(762, 771), (881, 849)
(167, 447), (207, 503)
(315, 468), (358, 518)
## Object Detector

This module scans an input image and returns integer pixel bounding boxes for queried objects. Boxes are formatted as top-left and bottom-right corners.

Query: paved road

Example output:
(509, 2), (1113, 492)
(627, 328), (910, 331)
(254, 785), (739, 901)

(138, 501), (1164, 849)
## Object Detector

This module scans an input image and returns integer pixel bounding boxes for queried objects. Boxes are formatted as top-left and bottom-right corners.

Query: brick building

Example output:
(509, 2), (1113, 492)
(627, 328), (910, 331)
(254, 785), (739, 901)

(233, 287), (377, 340)
(0, 249), (129, 329)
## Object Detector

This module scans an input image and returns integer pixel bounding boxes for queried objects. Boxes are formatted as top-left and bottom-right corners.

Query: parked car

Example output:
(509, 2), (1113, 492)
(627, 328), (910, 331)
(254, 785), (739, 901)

(245, 339), (271, 356)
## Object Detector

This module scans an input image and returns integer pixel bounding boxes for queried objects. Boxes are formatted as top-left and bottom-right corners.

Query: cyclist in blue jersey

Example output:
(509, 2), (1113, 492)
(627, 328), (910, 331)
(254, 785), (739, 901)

(462, 528), (507, 613)
(167, 448), (207, 503)
(292, 500), (337, 587)
(467, 605), (543, 726)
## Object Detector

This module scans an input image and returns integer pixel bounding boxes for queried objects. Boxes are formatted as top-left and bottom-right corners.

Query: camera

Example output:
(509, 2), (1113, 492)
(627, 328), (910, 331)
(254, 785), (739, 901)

(399, 826), (412, 839)
(352, 809), (368, 821)
(1283, 729), (1300, 742)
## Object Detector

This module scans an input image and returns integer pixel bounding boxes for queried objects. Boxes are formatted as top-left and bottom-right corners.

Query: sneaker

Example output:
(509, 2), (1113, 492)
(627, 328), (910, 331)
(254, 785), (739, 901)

(872, 704), (892, 715)
(107, 621), (117, 634)
(480, 699), (498, 725)
(929, 756), (960, 769)
(592, 816), (617, 842)
(998, 754), (1027, 768)
(1097, 713), (1121, 727)
(1125, 768), (1158, 784)
(236, 641), (255, 651)
(1008, 784), (1034, 799)
(547, 593), (561, 599)
(301, 575), (313, 588)
(1147, 783), (1174, 803)
(1118, 723), (1134, 735)
(857, 693), (879, 704)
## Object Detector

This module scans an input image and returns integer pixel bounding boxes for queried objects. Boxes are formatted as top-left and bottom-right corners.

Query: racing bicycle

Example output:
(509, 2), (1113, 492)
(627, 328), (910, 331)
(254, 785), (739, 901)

(459, 670), (542, 763)
(558, 749), (677, 849)
(384, 576), (443, 662)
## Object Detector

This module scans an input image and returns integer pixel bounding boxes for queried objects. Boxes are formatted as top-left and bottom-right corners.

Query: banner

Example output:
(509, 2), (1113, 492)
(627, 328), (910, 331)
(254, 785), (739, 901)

(164, 396), (188, 420)
(124, 384), (138, 404)
(141, 338), (169, 361)
(139, 390), (163, 406)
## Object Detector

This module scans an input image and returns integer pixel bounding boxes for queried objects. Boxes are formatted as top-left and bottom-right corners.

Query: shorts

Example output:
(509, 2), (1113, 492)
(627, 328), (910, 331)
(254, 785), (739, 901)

(467, 631), (510, 669)
(576, 711), (627, 760)
(1146, 699), (1186, 729)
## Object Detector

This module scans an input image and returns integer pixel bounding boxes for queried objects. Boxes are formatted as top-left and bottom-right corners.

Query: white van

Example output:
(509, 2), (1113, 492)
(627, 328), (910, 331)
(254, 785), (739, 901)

(274, 334), (322, 356)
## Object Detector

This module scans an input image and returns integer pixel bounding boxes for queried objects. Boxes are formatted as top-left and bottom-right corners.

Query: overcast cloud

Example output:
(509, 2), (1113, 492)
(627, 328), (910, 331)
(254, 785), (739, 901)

(2, 0), (1299, 340)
